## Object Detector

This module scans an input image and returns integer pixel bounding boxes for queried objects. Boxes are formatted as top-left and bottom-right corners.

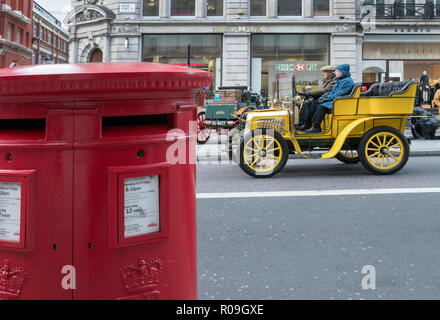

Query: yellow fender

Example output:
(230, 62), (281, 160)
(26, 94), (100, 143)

(291, 116), (392, 159)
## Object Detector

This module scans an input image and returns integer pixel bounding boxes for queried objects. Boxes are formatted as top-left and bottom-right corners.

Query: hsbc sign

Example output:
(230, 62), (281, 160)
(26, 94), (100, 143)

(275, 63), (319, 72)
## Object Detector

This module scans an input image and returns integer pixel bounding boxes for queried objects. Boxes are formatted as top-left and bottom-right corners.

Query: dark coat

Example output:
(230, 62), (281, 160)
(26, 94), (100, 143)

(318, 64), (355, 110)
(310, 75), (336, 99)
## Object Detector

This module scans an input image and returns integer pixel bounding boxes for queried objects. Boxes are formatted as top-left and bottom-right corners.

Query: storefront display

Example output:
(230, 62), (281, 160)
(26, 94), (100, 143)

(142, 34), (222, 90)
(251, 34), (329, 98)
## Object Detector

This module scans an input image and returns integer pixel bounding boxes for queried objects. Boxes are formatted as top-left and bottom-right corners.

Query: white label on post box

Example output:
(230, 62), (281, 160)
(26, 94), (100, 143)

(0, 182), (22, 243)
(124, 176), (160, 238)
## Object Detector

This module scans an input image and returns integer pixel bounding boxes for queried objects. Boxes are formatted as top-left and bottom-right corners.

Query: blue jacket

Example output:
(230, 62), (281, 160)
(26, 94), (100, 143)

(318, 64), (355, 109)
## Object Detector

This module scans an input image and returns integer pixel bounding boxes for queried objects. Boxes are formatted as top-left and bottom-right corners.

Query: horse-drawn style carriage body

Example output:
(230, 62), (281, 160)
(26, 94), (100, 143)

(237, 80), (418, 177)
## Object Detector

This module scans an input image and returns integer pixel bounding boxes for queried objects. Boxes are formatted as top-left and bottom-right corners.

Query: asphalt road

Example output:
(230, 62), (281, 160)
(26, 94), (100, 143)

(196, 157), (440, 300)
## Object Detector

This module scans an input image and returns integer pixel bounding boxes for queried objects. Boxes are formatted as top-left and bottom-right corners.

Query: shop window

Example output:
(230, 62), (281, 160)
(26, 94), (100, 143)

(142, 34), (222, 91)
(207, 0), (223, 16)
(251, 34), (329, 98)
(278, 0), (302, 16)
(171, 0), (195, 16)
(313, 0), (329, 16)
(143, 0), (159, 16)
(405, 0), (415, 17)
(250, 0), (266, 16)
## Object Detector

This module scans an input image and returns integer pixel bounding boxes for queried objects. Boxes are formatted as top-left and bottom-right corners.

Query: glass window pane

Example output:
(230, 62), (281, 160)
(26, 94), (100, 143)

(313, 0), (329, 16)
(142, 34), (222, 91)
(278, 0), (302, 16)
(250, 0), (266, 16)
(207, 0), (223, 16)
(171, 0), (195, 16)
(143, 0), (159, 16)
(251, 34), (329, 98)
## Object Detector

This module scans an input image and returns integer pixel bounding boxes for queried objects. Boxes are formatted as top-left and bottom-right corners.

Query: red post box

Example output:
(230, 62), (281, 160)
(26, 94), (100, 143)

(0, 63), (212, 300)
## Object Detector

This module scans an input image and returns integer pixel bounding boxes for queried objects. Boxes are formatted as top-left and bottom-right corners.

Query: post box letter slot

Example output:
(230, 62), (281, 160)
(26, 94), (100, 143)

(0, 119), (46, 140)
(101, 114), (171, 138)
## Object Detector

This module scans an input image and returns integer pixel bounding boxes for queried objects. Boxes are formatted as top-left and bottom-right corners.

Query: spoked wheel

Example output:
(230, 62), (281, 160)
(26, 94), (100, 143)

(227, 128), (242, 163)
(197, 110), (211, 144)
(335, 149), (360, 164)
(359, 126), (410, 175)
(239, 129), (288, 178)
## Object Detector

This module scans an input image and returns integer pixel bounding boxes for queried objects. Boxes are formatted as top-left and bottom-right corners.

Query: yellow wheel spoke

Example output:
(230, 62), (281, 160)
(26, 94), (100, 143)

(388, 142), (401, 149)
(372, 155), (382, 165)
(265, 139), (275, 149)
(252, 138), (261, 149)
(385, 137), (396, 148)
(245, 147), (258, 153)
(266, 147), (281, 153)
(245, 153), (257, 160)
(385, 155), (392, 167)
(250, 156), (260, 169)
(266, 153), (279, 160)
(366, 147), (380, 151)
(369, 140), (381, 149)
(368, 151), (380, 159)
(388, 153), (399, 161)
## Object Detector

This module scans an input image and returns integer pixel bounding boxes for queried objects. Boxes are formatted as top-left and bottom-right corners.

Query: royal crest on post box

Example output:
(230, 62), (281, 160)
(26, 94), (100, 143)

(0, 259), (28, 300)
(118, 255), (164, 300)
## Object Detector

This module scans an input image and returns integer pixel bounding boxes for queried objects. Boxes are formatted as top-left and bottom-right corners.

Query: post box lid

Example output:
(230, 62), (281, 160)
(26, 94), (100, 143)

(0, 62), (212, 99)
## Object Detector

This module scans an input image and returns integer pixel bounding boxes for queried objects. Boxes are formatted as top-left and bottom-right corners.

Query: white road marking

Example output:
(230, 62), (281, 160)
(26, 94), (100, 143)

(196, 188), (440, 199)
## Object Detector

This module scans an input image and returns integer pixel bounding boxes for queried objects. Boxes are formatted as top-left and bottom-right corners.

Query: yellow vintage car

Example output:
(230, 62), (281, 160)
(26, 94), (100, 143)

(237, 80), (418, 178)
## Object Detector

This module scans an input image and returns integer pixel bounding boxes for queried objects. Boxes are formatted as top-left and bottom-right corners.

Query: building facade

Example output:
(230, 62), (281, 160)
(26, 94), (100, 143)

(65, 0), (363, 99)
(0, 0), (33, 68)
(361, 0), (440, 85)
(32, 1), (69, 64)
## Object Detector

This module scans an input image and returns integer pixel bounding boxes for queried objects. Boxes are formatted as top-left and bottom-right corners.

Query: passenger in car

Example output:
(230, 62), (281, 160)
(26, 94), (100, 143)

(297, 65), (336, 131)
(305, 64), (355, 133)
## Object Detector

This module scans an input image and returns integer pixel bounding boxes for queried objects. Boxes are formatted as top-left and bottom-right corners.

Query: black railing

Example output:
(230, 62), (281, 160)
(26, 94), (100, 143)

(362, 2), (440, 20)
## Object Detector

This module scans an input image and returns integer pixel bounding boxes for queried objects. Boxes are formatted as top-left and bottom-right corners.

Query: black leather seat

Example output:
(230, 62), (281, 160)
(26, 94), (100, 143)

(360, 80), (414, 97)
(360, 83), (380, 97)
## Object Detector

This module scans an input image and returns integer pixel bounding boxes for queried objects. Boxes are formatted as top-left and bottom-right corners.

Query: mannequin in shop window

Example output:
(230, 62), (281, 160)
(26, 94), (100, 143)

(420, 71), (431, 105)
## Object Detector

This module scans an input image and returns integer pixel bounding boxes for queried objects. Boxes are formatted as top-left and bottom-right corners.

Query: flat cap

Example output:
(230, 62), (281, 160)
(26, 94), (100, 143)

(320, 65), (336, 71)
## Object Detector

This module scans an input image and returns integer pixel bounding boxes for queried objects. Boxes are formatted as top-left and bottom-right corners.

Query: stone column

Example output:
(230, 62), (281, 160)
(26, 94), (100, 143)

(196, 0), (205, 18)
(69, 38), (79, 64)
(268, 0), (277, 18)
(304, 0), (313, 17)
(103, 33), (111, 62)
(160, 0), (169, 17)
(222, 33), (250, 87)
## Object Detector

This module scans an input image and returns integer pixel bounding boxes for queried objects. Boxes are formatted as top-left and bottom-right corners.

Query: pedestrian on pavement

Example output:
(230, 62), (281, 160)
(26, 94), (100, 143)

(433, 86), (440, 110)
(297, 65), (336, 131)
(305, 64), (355, 133)
(420, 71), (431, 104)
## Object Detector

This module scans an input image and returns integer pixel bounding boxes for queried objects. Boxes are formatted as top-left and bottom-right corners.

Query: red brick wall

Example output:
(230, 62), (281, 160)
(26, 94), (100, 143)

(0, 0), (33, 68)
